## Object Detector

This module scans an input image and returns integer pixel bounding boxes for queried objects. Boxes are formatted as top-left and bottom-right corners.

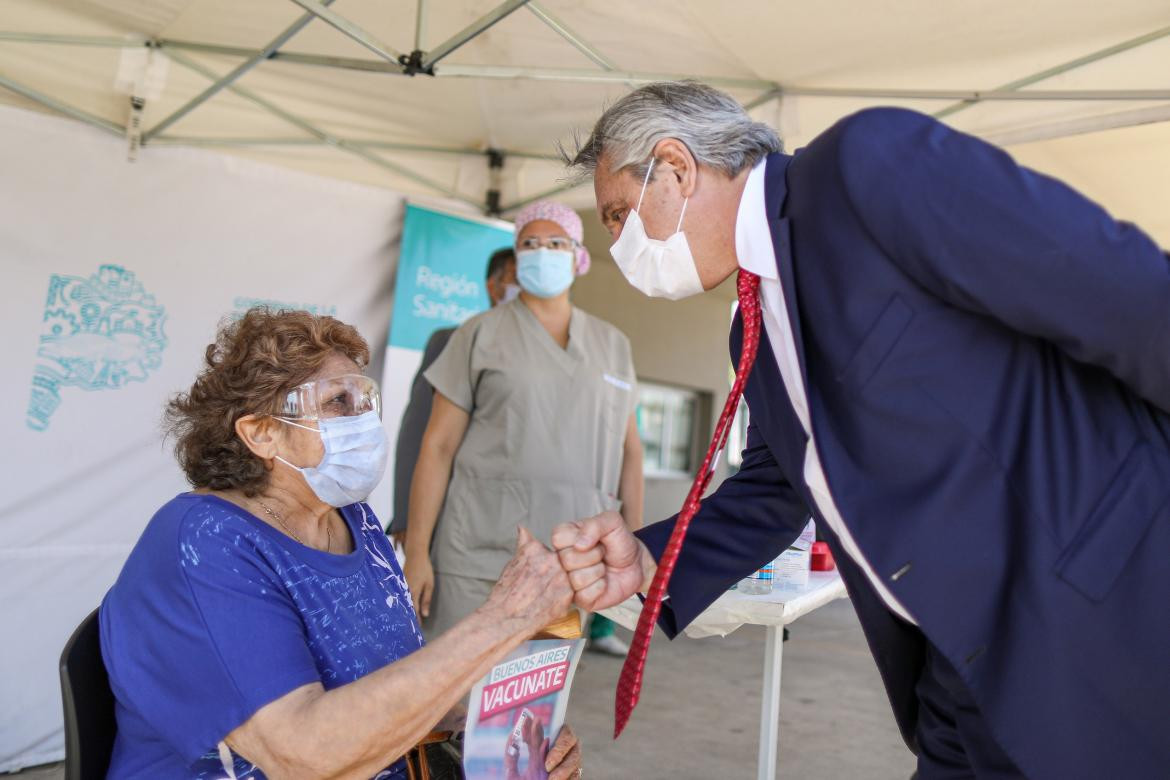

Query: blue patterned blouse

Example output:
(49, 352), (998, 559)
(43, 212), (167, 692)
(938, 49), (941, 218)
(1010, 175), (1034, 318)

(100, 493), (424, 778)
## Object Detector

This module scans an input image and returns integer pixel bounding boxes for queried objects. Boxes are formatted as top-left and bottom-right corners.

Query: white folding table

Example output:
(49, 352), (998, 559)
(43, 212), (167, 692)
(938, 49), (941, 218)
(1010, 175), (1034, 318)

(600, 571), (847, 780)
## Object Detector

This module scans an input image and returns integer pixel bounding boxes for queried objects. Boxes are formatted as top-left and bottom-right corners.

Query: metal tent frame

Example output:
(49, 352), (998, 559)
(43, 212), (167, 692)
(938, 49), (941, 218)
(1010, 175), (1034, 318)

(1, 3), (1169, 213)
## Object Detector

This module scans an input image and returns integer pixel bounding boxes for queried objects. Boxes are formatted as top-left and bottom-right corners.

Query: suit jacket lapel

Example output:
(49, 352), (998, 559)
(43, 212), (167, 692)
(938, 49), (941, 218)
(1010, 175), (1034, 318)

(763, 153), (809, 393)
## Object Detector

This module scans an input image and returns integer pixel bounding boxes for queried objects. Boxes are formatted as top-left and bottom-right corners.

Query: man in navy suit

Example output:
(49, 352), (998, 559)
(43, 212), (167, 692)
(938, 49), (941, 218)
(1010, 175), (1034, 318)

(552, 81), (1170, 778)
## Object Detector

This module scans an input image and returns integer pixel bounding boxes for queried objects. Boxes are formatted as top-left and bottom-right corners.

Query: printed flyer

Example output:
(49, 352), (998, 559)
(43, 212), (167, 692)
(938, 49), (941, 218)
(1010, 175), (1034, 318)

(463, 638), (585, 779)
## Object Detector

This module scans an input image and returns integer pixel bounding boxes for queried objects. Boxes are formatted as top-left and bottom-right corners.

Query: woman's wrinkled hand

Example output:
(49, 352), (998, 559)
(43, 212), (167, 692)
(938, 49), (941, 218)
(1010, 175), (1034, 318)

(544, 725), (582, 780)
(487, 527), (574, 635)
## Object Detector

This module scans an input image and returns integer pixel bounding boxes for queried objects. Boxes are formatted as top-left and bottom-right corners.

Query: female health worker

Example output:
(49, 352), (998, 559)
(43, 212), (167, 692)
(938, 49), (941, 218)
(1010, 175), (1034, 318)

(404, 201), (644, 644)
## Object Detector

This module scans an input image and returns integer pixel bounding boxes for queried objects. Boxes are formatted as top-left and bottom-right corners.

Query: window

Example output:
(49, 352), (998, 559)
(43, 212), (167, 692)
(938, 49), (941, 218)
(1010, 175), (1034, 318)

(636, 382), (702, 477)
(726, 300), (750, 471)
(726, 401), (750, 471)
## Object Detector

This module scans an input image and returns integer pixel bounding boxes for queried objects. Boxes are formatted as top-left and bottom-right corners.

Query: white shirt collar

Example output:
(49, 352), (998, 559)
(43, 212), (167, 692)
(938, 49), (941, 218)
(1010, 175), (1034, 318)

(734, 159), (779, 281)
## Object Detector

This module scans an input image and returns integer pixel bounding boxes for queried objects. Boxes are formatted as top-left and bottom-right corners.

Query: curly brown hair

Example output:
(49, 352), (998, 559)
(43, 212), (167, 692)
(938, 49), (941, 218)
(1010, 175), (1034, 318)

(166, 307), (370, 495)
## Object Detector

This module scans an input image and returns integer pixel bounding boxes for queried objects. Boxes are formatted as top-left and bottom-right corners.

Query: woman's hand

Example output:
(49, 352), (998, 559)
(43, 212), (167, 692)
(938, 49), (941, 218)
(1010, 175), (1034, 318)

(485, 527), (574, 635)
(545, 725), (582, 780)
(403, 554), (435, 619)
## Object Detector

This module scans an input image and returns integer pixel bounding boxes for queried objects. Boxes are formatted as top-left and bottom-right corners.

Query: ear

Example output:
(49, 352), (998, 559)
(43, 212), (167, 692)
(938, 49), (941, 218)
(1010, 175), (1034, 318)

(235, 414), (278, 460)
(651, 137), (698, 198)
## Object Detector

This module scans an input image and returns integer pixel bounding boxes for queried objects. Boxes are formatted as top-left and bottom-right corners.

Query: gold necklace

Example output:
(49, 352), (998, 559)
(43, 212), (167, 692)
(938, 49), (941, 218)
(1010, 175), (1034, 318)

(258, 500), (332, 553)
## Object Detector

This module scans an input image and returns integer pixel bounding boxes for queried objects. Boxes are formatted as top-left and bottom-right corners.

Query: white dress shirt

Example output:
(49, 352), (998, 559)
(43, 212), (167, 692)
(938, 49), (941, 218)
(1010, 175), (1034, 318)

(735, 160), (917, 624)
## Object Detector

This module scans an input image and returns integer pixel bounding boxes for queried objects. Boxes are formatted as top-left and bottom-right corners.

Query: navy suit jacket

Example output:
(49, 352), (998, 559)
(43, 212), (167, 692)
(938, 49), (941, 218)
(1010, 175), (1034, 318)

(636, 108), (1170, 778)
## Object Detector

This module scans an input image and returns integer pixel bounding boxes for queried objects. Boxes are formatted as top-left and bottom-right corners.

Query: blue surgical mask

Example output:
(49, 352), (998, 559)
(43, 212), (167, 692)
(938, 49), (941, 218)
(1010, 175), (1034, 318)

(516, 248), (574, 298)
(275, 411), (388, 507)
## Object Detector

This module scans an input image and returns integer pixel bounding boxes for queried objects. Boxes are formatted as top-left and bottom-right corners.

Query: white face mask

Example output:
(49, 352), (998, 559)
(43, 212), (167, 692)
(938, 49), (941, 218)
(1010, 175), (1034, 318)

(275, 411), (388, 507)
(609, 158), (705, 300)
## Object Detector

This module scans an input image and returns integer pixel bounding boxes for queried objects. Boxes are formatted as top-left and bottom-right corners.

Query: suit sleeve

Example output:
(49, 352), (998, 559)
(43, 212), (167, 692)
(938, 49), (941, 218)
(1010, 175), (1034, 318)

(836, 107), (1170, 412)
(389, 329), (453, 533)
(635, 419), (811, 638)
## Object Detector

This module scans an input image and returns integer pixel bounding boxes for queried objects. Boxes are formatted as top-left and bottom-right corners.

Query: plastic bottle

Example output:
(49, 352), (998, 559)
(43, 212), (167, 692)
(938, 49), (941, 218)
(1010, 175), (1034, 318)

(738, 559), (775, 595)
(737, 519), (817, 595)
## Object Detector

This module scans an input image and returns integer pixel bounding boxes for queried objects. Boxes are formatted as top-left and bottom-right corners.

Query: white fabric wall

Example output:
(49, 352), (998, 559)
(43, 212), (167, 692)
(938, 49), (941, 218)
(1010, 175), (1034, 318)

(0, 105), (405, 771)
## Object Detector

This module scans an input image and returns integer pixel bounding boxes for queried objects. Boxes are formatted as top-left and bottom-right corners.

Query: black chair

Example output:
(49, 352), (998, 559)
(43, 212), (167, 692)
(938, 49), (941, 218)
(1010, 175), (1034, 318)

(59, 608), (116, 780)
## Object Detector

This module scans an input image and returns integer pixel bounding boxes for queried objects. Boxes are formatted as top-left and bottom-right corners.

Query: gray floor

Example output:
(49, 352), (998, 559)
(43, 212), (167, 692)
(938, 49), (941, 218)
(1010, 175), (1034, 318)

(11, 600), (915, 779)
(568, 600), (916, 779)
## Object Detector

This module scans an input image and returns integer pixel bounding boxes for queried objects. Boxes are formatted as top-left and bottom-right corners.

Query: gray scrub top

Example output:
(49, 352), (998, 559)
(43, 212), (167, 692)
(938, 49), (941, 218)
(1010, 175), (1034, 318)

(424, 298), (637, 580)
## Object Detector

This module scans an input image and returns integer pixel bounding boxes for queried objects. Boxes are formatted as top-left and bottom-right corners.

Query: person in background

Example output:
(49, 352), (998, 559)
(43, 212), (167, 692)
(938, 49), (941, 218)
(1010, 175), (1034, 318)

(388, 248), (518, 547)
(100, 308), (582, 779)
(405, 201), (644, 652)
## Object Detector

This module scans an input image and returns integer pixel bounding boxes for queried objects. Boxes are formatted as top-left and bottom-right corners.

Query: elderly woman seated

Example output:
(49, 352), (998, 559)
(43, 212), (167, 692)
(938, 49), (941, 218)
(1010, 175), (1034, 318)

(99, 308), (582, 779)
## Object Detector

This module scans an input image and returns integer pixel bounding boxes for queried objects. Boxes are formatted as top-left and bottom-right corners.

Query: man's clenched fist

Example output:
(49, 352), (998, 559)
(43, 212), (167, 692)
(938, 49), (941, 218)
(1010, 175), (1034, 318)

(550, 511), (656, 611)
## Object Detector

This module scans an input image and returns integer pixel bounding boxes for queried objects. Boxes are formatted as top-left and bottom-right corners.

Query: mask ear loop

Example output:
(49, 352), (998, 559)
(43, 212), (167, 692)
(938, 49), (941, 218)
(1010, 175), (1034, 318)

(636, 157), (688, 235)
(276, 417), (320, 433)
(636, 158), (656, 212)
(271, 416), (322, 472)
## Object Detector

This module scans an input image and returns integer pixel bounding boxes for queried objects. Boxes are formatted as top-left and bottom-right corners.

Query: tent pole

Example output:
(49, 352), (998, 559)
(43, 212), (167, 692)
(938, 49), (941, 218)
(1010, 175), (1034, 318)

(934, 24), (1170, 119)
(485, 149), (505, 216)
(422, 0), (532, 70)
(494, 148), (561, 161)
(164, 49), (481, 208)
(284, 0), (405, 64)
(982, 102), (1170, 146)
(4, 31), (1169, 101)
(524, 1), (645, 89)
(0, 72), (123, 136)
(144, 0), (339, 142)
(525, 2), (616, 71)
(0, 32), (135, 47)
(415, 0), (427, 51)
(433, 63), (776, 90)
(744, 88), (782, 111)
(0, 32), (407, 72)
(151, 135), (562, 160)
(159, 41), (404, 72)
(780, 86), (1170, 101)
(501, 179), (589, 214)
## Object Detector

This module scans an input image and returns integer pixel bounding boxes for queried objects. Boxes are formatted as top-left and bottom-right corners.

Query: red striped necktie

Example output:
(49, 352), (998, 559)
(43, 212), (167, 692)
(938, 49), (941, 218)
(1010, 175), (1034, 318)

(614, 269), (764, 738)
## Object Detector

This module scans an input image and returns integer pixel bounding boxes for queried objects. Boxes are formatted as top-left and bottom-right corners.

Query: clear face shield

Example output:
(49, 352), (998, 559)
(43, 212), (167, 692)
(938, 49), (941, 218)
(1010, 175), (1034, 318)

(278, 373), (382, 421)
(271, 373), (388, 507)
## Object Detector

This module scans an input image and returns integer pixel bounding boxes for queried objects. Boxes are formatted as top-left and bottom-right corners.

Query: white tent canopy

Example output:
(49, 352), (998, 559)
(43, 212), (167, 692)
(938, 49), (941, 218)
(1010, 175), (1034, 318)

(2, 2), (1170, 772)
(2, 0), (1169, 241)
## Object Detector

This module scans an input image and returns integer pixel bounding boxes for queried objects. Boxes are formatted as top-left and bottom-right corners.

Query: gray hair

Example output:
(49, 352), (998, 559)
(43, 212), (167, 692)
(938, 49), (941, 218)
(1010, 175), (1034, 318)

(563, 80), (783, 180)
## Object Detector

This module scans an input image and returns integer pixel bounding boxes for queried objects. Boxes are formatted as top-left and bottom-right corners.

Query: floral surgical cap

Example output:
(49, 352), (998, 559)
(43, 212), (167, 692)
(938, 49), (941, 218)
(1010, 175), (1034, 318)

(513, 200), (591, 275)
